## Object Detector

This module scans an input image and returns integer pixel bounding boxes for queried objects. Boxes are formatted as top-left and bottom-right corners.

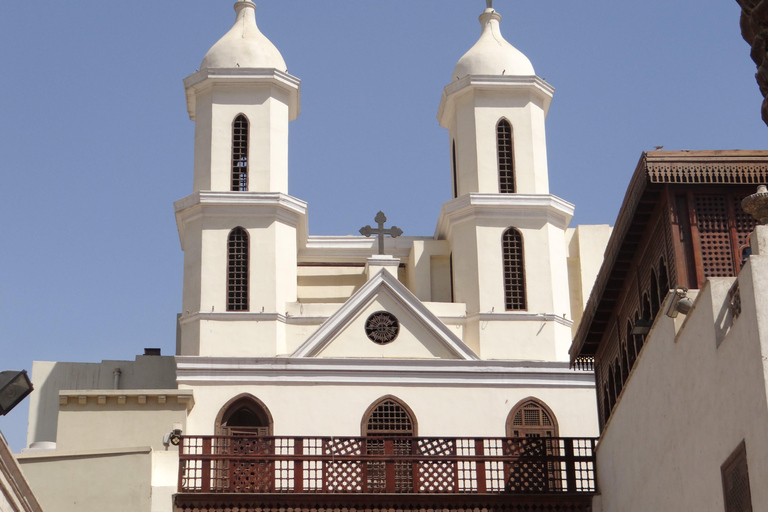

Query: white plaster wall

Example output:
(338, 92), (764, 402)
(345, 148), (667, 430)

(193, 84), (291, 194)
(448, 214), (571, 360)
(448, 87), (550, 196)
(566, 225), (612, 334)
(182, 382), (598, 439)
(596, 255), (768, 511)
(297, 266), (366, 303)
(317, 296), (458, 359)
(178, 205), (300, 356)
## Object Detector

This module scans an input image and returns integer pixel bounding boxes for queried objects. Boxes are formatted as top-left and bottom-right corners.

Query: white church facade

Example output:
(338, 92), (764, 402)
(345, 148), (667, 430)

(16, 3), (611, 511)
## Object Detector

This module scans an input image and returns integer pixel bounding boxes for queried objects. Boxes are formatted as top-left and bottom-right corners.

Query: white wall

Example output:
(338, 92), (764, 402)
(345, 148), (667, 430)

(596, 249), (768, 510)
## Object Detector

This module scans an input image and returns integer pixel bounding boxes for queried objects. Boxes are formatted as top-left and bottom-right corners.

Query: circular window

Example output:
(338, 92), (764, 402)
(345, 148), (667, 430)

(364, 311), (400, 344)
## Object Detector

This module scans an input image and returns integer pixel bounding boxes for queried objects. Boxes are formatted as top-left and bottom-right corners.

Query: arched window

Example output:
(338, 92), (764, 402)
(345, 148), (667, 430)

(506, 398), (559, 438)
(227, 227), (249, 311)
(626, 321), (637, 370)
(362, 395), (416, 436)
(497, 119), (515, 193)
(452, 140), (458, 199)
(231, 114), (249, 191)
(650, 269), (660, 318)
(362, 396), (416, 493)
(503, 228), (526, 310)
(659, 258), (670, 301)
(215, 394), (273, 436)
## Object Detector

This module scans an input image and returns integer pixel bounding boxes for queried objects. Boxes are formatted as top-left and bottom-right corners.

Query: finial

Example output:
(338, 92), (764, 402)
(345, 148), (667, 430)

(742, 185), (768, 225)
(486, 0), (493, 8)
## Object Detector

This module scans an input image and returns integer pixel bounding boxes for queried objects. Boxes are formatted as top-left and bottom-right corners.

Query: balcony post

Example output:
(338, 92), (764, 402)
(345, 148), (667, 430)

(385, 439), (395, 493)
(564, 439), (576, 492)
(201, 437), (212, 493)
(474, 439), (486, 493)
(411, 438), (419, 493)
(295, 437), (304, 493)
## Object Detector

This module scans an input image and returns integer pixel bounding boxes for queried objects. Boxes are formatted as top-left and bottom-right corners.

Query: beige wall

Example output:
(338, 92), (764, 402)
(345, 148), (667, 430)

(18, 449), (153, 512)
(596, 249), (768, 510)
(27, 357), (176, 449)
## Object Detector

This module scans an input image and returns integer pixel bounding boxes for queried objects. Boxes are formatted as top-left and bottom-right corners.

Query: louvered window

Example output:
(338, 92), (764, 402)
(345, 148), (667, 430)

(507, 399), (559, 438)
(503, 228), (526, 310)
(232, 115), (249, 191)
(497, 119), (515, 193)
(227, 227), (249, 311)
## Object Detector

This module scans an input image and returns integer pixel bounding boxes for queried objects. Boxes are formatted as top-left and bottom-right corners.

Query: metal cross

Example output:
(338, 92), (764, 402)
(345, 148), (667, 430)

(359, 211), (403, 255)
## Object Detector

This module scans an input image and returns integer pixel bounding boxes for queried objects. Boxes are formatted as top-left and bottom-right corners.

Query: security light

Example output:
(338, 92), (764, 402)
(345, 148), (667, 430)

(665, 287), (693, 318)
(0, 370), (33, 416)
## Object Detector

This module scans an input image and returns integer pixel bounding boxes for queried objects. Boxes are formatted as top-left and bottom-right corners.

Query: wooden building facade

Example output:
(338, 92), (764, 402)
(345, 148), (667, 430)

(570, 150), (768, 429)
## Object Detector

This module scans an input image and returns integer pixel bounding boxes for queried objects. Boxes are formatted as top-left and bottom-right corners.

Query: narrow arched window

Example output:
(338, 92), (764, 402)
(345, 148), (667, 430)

(452, 140), (459, 199)
(658, 258), (670, 301)
(506, 398), (559, 438)
(362, 396), (416, 493)
(650, 269), (660, 318)
(497, 119), (515, 193)
(227, 227), (249, 311)
(232, 115), (249, 191)
(503, 228), (526, 310)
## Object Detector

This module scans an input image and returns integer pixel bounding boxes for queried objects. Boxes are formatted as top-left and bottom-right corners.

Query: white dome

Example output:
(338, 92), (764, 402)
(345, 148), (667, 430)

(201, 1), (287, 71)
(452, 9), (534, 81)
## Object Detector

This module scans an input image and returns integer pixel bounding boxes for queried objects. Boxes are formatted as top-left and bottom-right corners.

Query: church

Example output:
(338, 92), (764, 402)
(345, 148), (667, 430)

(15, 1), (763, 511)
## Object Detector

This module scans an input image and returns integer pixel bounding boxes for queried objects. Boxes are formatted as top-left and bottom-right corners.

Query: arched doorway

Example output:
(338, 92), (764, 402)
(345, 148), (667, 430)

(215, 394), (273, 436)
(214, 394), (274, 492)
(361, 396), (417, 493)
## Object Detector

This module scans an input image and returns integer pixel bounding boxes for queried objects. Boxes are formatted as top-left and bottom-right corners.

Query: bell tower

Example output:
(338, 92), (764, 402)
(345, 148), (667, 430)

(175, 1), (306, 357)
(436, 3), (574, 361)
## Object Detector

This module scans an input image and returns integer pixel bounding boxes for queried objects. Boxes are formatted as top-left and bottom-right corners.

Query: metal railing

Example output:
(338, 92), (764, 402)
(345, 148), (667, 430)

(178, 436), (597, 495)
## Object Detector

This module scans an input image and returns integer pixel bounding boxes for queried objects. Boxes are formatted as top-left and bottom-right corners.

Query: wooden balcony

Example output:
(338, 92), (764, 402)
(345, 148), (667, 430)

(175, 435), (597, 511)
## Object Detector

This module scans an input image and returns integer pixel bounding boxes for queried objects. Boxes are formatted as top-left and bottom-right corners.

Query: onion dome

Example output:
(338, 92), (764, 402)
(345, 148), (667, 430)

(452, 6), (534, 81)
(201, 1), (287, 71)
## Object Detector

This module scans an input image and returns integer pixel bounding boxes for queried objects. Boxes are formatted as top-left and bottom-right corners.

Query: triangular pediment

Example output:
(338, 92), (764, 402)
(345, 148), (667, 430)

(291, 270), (478, 360)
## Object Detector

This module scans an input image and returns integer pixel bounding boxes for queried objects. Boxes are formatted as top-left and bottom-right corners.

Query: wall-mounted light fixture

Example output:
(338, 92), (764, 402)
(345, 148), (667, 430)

(666, 287), (694, 318)
(163, 422), (183, 447)
(0, 370), (33, 416)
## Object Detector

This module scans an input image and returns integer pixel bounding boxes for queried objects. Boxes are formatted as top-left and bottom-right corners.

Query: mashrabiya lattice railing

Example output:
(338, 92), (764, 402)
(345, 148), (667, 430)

(178, 436), (597, 495)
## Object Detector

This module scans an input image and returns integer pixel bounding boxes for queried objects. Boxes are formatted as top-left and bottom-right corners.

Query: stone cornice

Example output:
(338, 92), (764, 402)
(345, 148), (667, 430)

(184, 68), (301, 121)
(469, 311), (574, 328)
(58, 390), (194, 410)
(438, 75), (555, 127)
(435, 193), (574, 239)
(174, 191), (308, 249)
(175, 356), (594, 387)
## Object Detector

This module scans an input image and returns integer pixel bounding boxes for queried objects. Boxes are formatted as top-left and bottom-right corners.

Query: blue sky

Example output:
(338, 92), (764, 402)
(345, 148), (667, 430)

(0, 1), (764, 451)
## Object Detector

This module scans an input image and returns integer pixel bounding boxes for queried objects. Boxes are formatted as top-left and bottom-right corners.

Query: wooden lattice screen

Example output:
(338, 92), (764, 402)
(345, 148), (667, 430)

(227, 227), (249, 311)
(507, 400), (559, 438)
(722, 442), (752, 512)
(503, 228), (526, 311)
(231, 115), (249, 191)
(364, 398), (414, 493)
(497, 119), (515, 193)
